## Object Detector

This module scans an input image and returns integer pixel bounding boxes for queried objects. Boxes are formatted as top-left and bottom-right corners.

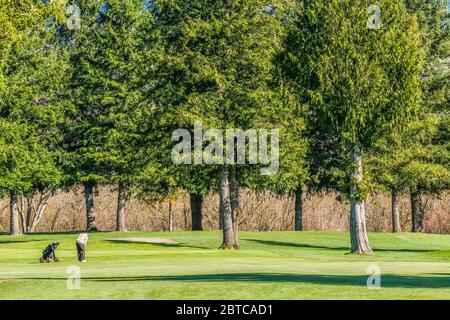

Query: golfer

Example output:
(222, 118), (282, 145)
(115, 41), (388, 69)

(76, 233), (88, 262)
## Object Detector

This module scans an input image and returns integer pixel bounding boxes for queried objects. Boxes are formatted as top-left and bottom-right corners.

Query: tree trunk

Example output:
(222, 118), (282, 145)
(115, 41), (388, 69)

(219, 199), (223, 230)
(219, 167), (239, 249)
(183, 200), (188, 230)
(25, 196), (33, 233)
(229, 168), (239, 240)
(391, 190), (401, 233)
(294, 185), (303, 231)
(349, 145), (373, 255)
(410, 189), (424, 232)
(29, 192), (51, 232)
(18, 196), (26, 233)
(168, 200), (174, 232)
(116, 183), (127, 232)
(9, 190), (22, 235)
(190, 193), (203, 231)
(84, 182), (97, 231)
(19, 196), (34, 233)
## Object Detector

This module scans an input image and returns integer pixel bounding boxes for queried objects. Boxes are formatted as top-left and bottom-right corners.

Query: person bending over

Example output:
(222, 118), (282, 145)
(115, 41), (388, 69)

(76, 233), (88, 262)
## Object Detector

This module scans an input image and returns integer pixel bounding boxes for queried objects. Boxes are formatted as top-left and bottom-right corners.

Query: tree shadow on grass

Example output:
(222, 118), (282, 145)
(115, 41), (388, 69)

(28, 230), (111, 235)
(0, 239), (42, 244)
(21, 273), (450, 288)
(243, 239), (435, 253)
(242, 239), (349, 251)
(104, 240), (209, 250)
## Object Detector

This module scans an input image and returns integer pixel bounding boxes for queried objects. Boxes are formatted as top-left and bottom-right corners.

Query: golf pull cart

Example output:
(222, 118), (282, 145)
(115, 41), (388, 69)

(39, 242), (60, 263)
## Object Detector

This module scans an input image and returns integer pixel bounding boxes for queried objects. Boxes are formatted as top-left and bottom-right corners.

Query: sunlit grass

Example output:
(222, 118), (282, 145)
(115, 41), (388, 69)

(0, 231), (449, 299)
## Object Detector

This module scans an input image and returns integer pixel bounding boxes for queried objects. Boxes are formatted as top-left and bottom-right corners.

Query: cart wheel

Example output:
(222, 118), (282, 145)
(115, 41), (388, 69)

(39, 258), (44, 263)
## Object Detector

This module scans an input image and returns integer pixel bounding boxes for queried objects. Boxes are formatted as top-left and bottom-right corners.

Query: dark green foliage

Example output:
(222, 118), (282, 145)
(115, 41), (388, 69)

(0, 0), (68, 196)
(368, 0), (449, 197)
(280, 0), (424, 197)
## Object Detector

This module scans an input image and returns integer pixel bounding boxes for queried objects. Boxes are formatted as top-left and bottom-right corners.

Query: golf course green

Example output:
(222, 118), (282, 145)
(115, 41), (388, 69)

(0, 231), (449, 299)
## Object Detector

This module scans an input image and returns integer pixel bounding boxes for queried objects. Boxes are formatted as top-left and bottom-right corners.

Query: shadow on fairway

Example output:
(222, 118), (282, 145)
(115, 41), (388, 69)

(104, 240), (210, 250)
(21, 273), (450, 288)
(27, 231), (110, 235)
(0, 239), (42, 244)
(243, 239), (435, 253)
(242, 239), (348, 251)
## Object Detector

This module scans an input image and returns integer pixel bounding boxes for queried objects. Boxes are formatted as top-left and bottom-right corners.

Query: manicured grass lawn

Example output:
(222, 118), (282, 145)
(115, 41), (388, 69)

(0, 231), (449, 299)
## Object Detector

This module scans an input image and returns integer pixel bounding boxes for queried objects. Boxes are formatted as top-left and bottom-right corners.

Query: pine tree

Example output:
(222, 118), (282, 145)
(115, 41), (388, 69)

(154, 0), (294, 248)
(367, 0), (449, 233)
(403, 0), (449, 231)
(62, 0), (159, 231)
(0, 0), (68, 235)
(281, 0), (424, 254)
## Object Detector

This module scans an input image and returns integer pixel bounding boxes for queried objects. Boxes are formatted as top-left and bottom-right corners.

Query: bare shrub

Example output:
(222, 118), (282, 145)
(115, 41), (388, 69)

(423, 194), (450, 234)
(0, 187), (449, 234)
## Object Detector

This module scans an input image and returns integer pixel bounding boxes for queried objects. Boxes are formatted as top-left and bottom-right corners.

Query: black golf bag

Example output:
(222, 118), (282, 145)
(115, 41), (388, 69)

(40, 242), (60, 263)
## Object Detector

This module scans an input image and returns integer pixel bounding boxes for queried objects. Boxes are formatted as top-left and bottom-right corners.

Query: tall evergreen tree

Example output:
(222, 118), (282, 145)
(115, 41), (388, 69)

(0, 0), (68, 235)
(281, 0), (424, 254)
(62, 0), (160, 231)
(154, 0), (294, 248)
(403, 0), (449, 231)
(367, 0), (449, 232)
